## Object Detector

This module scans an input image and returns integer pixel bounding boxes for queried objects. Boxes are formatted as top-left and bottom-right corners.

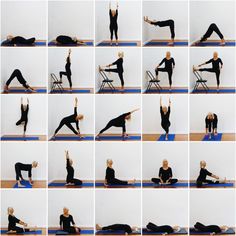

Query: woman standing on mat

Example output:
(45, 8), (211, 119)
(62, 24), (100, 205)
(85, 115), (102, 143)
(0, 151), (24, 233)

(96, 108), (139, 139)
(196, 160), (226, 187)
(53, 98), (84, 139)
(99, 51), (124, 90)
(65, 150), (82, 186)
(4, 69), (36, 93)
(193, 52), (223, 91)
(151, 159), (178, 185)
(96, 224), (138, 234)
(7, 207), (36, 234)
(205, 112), (218, 138)
(105, 159), (135, 186)
(144, 16), (175, 46)
(160, 97), (171, 141)
(56, 35), (85, 46)
(145, 222), (180, 233)
(60, 49), (72, 91)
(193, 222), (228, 234)
(155, 52), (175, 91)
(2, 35), (36, 46)
(60, 207), (81, 234)
(109, 1), (119, 45)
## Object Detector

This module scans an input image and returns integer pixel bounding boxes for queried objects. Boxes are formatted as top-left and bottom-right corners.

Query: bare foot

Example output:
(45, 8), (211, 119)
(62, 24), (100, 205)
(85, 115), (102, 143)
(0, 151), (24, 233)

(96, 224), (102, 231)
(165, 134), (168, 141)
(4, 85), (9, 92)
(18, 183), (25, 188)
(220, 39), (225, 46)
(167, 40), (174, 46)
(128, 179), (136, 184)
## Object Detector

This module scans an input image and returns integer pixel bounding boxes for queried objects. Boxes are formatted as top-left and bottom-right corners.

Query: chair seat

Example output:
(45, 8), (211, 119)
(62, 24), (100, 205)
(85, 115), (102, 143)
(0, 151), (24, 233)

(197, 80), (207, 82)
(150, 80), (160, 82)
(53, 81), (63, 84)
(103, 79), (113, 82)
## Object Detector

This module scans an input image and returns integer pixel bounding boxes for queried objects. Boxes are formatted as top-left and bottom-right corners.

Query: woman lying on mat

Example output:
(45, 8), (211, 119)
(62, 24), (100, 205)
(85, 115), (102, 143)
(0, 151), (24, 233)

(160, 97), (171, 141)
(4, 69), (36, 93)
(193, 52), (223, 91)
(196, 160), (226, 187)
(96, 224), (139, 234)
(65, 150), (82, 186)
(56, 35), (86, 46)
(105, 159), (135, 186)
(194, 222), (228, 234)
(146, 222), (180, 234)
(53, 98), (84, 139)
(109, 1), (119, 46)
(60, 207), (81, 234)
(7, 207), (36, 234)
(2, 35), (36, 46)
(144, 16), (175, 46)
(151, 159), (178, 185)
(204, 112), (218, 139)
(96, 108), (139, 139)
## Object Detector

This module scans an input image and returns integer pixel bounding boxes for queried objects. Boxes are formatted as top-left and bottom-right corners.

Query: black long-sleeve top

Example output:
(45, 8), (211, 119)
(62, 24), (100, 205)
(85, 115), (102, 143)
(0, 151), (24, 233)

(205, 114), (218, 128)
(65, 56), (71, 76)
(60, 215), (75, 230)
(159, 58), (175, 71)
(15, 162), (32, 178)
(112, 58), (123, 73)
(197, 168), (212, 181)
(110, 112), (131, 132)
(160, 106), (170, 125)
(205, 58), (223, 70)
(109, 9), (118, 26)
(159, 167), (173, 182)
(66, 159), (74, 183)
(8, 215), (20, 231)
(105, 167), (115, 183)
(20, 104), (29, 121)
(64, 107), (79, 130)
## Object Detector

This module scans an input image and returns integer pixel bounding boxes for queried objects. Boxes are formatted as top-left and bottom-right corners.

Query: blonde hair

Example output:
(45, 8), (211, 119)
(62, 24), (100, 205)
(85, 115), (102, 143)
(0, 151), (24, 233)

(106, 159), (113, 166)
(7, 207), (14, 215)
(118, 51), (124, 58)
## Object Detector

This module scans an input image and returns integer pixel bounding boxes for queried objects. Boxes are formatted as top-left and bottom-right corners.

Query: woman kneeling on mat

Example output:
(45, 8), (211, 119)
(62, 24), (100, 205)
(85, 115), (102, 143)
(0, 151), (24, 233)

(205, 112), (218, 139)
(96, 108), (139, 139)
(53, 98), (84, 139)
(105, 159), (135, 186)
(109, 1), (119, 46)
(194, 222), (228, 234)
(7, 207), (36, 234)
(96, 224), (138, 234)
(144, 17), (175, 46)
(196, 160), (226, 188)
(99, 51), (124, 91)
(193, 52), (223, 91)
(151, 159), (178, 185)
(65, 150), (82, 186)
(146, 222), (180, 234)
(60, 207), (81, 234)
(2, 35), (36, 46)
(160, 97), (171, 141)
(56, 35), (85, 46)
(155, 52), (175, 91)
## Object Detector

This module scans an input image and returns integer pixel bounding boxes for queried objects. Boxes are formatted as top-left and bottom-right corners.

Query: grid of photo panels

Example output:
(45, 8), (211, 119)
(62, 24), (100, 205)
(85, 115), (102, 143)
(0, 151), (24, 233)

(0, 0), (236, 236)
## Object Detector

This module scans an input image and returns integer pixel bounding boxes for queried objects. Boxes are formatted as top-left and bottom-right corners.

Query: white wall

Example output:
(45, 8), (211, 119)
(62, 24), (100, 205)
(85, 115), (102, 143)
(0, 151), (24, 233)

(190, 1), (235, 43)
(142, 142), (188, 180)
(48, 95), (94, 136)
(48, 48), (94, 89)
(1, 189), (47, 227)
(95, 95), (141, 134)
(95, 1), (141, 43)
(48, 1), (94, 41)
(1, 142), (47, 180)
(48, 142), (94, 182)
(190, 142), (235, 180)
(190, 95), (235, 133)
(142, 95), (188, 134)
(190, 190), (235, 226)
(95, 142), (141, 180)
(143, 48), (188, 90)
(143, 1), (188, 42)
(1, 95), (47, 135)
(1, 48), (47, 90)
(190, 48), (235, 89)
(96, 190), (141, 226)
(95, 48), (141, 91)
(48, 190), (94, 227)
(1, 1), (47, 40)
(143, 190), (188, 227)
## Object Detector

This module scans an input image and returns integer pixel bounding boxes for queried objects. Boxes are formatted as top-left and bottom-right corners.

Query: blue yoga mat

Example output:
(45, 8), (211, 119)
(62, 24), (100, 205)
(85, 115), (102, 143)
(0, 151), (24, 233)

(13, 180), (32, 188)
(97, 42), (138, 46)
(48, 41), (93, 46)
(51, 136), (94, 141)
(48, 229), (94, 235)
(1, 41), (46, 47)
(95, 182), (141, 187)
(190, 228), (235, 235)
(48, 182), (94, 187)
(194, 41), (235, 47)
(142, 182), (188, 187)
(145, 41), (188, 46)
(190, 182), (234, 187)
(146, 89), (188, 93)
(1, 230), (42, 234)
(1, 136), (39, 141)
(96, 230), (141, 235)
(142, 228), (188, 235)
(202, 133), (222, 141)
(50, 89), (91, 94)
(96, 135), (141, 141)
(99, 89), (141, 93)
(6, 89), (47, 93)
(193, 89), (236, 94)
(158, 134), (175, 141)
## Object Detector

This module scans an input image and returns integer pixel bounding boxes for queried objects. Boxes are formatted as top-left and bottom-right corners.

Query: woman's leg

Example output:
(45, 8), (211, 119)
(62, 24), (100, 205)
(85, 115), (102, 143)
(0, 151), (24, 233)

(110, 25), (114, 41)
(151, 178), (161, 184)
(104, 68), (119, 73)
(15, 165), (20, 181)
(98, 121), (113, 134)
(118, 72), (124, 88)
(71, 178), (83, 186)
(16, 119), (23, 126)
(65, 123), (79, 135)
(213, 120), (218, 134)
(201, 23), (224, 41)
(147, 222), (173, 234)
(167, 70), (173, 88)
(215, 70), (220, 89)
(6, 69), (27, 88)
(169, 178), (178, 184)
(196, 180), (203, 187)
(109, 178), (128, 185)
(54, 119), (66, 135)
(114, 25), (118, 43)
(194, 222), (221, 233)
(155, 68), (168, 80)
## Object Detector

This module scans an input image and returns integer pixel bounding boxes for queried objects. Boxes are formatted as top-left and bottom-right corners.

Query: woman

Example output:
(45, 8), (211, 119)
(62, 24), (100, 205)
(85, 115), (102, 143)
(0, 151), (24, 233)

(109, 1), (119, 45)
(65, 150), (82, 186)
(60, 49), (72, 91)
(16, 97), (29, 137)
(7, 207), (36, 234)
(193, 222), (228, 234)
(99, 51), (124, 90)
(205, 112), (218, 138)
(96, 224), (138, 234)
(105, 159), (135, 186)
(196, 161), (226, 187)
(53, 98), (84, 138)
(151, 159), (178, 185)
(160, 97), (171, 141)
(60, 207), (81, 234)
(144, 16), (175, 46)
(56, 35), (85, 46)
(193, 52), (223, 91)
(146, 222), (180, 234)
(96, 108), (139, 139)
(2, 35), (36, 46)
(4, 69), (36, 92)
(155, 52), (175, 90)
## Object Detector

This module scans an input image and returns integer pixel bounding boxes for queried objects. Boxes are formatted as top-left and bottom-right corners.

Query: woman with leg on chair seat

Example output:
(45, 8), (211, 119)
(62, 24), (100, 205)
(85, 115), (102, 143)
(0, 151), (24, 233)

(96, 224), (138, 234)
(146, 222), (180, 234)
(144, 17), (175, 46)
(56, 35), (85, 46)
(205, 112), (218, 139)
(2, 35), (36, 46)
(160, 97), (171, 141)
(155, 52), (175, 91)
(151, 159), (178, 185)
(194, 222), (228, 234)
(109, 1), (119, 46)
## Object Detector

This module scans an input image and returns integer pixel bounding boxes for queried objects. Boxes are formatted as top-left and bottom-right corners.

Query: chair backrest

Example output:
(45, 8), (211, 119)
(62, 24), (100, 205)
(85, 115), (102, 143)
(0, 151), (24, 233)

(193, 71), (204, 81)
(99, 70), (110, 81)
(51, 73), (59, 83)
(146, 70), (155, 81)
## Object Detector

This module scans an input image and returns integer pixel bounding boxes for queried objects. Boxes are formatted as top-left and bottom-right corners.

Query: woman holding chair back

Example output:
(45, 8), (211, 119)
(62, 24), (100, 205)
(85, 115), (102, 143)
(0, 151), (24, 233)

(160, 97), (171, 141)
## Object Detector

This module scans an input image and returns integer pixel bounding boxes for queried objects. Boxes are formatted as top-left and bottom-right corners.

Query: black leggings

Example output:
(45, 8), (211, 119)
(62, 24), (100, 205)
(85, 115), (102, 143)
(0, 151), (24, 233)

(147, 222), (174, 234)
(155, 68), (173, 86)
(194, 222), (221, 234)
(10, 227), (30, 233)
(199, 68), (220, 86)
(110, 24), (118, 40)
(16, 119), (28, 132)
(102, 224), (132, 234)
(206, 121), (218, 133)
(99, 121), (125, 134)
(161, 122), (170, 134)
(63, 226), (81, 234)
(151, 178), (178, 185)
(67, 178), (82, 185)
(201, 23), (224, 42)
(153, 20), (175, 39)
(6, 69), (29, 89)
(56, 36), (77, 45)
(104, 69), (124, 87)
(54, 118), (78, 135)
(108, 178), (128, 185)
(15, 164), (22, 181)
(60, 71), (72, 88)
(196, 179), (219, 187)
